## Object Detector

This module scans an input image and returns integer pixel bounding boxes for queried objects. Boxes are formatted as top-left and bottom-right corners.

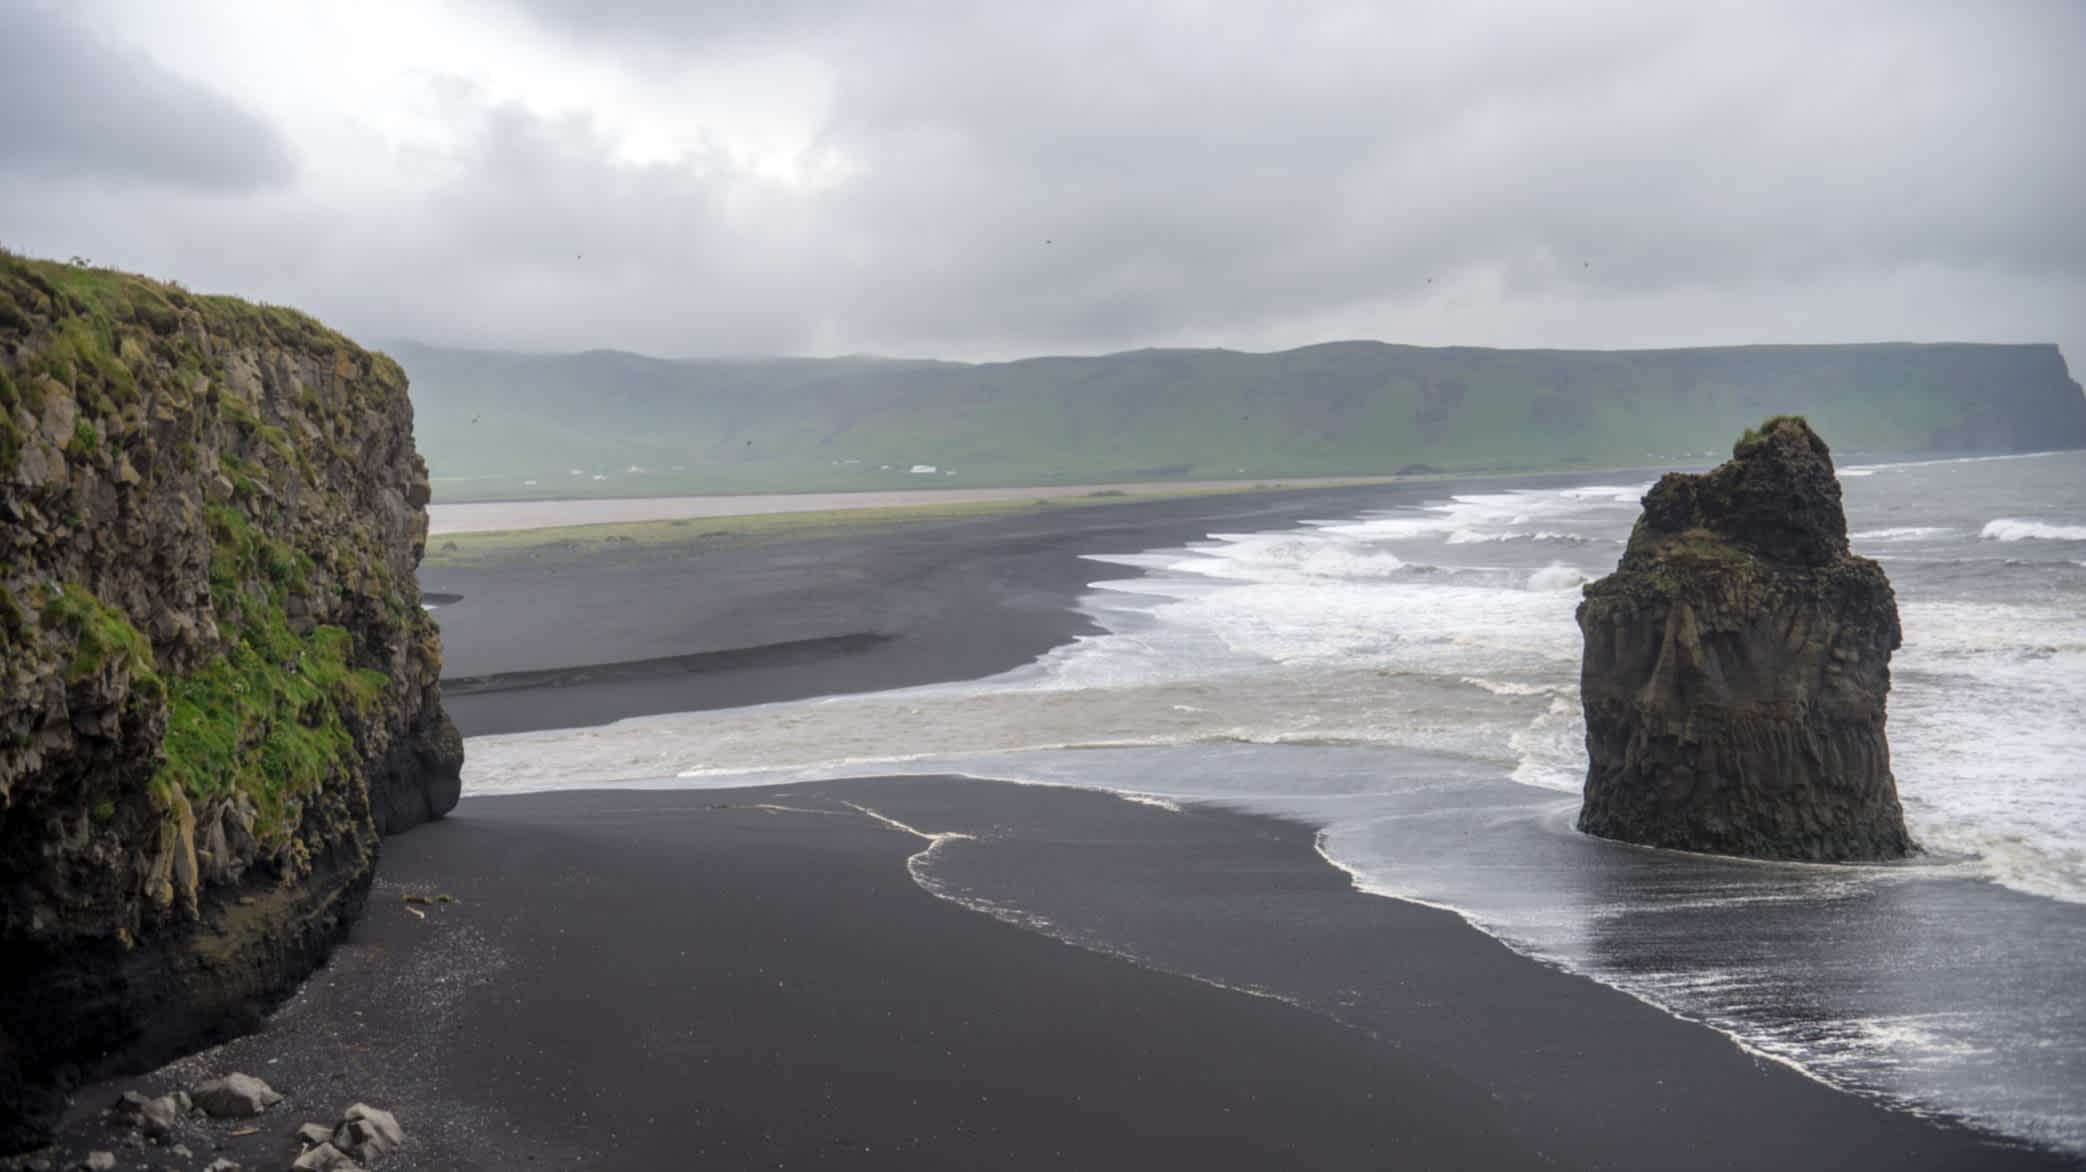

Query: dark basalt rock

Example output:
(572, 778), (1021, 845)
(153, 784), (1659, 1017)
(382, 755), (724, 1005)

(0, 255), (463, 1151)
(1575, 416), (1916, 861)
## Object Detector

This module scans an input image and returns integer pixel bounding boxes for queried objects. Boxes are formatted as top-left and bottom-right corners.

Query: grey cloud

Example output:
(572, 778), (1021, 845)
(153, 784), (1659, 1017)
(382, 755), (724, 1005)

(505, 0), (859, 49)
(830, 3), (2083, 332)
(274, 96), (846, 356)
(0, 3), (295, 191)
(494, 0), (2085, 354)
(5, 1), (2083, 366)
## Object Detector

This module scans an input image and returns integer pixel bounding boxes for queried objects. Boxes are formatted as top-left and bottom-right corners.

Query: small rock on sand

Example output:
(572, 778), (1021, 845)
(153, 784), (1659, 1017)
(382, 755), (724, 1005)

(113, 1091), (182, 1138)
(289, 1142), (363, 1172)
(331, 1105), (404, 1161)
(189, 1074), (283, 1119)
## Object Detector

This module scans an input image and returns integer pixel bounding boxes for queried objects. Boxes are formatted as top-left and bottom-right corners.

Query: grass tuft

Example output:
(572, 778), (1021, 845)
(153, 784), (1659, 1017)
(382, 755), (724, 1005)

(157, 507), (389, 848)
(39, 582), (162, 695)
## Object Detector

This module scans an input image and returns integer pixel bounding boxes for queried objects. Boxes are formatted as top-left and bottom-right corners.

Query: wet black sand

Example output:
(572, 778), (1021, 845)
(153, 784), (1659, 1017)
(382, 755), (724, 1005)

(57, 781), (2072, 1170)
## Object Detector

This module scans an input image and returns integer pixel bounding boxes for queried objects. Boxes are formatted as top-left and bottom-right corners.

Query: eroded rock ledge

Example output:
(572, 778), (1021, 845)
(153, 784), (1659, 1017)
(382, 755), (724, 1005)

(0, 254), (462, 1150)
(1576, 416), (1915, 861)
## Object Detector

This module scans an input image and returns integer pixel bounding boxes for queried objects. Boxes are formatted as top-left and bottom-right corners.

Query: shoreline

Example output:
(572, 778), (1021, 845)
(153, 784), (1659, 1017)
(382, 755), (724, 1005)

(425, 475), (1406, 535)
(42, 780), (2074, 1170)
(424, 475), (1605, 736)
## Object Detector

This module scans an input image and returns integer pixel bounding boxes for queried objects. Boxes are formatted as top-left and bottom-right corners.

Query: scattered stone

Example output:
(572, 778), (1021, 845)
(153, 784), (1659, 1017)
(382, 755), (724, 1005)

(189, 1074), (283, 1119)
(295, 1123), (336, 1149)
(303, 1103), (405, 1165)
(113, 1091), (182, 1138)
(289, 1142), (362, 1172)
(336, 1106), (401, 1151)
(78, 1155), (113, 1172)
(331, 1125), (389, 1162)
(334, 1120), (392, 1162)
(204, 1160), (241, 1172)
(170, 1145), (193, 1159)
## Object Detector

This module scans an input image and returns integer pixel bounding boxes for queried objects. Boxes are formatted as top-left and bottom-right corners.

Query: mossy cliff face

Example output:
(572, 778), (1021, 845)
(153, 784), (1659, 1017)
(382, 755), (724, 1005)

(0, 254), (462, 1149)
(1576, 416), (1915, 862)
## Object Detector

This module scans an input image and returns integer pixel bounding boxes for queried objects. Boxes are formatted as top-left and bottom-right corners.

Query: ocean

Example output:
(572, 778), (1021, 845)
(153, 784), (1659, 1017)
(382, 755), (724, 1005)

(462, 449), (2086, 1154)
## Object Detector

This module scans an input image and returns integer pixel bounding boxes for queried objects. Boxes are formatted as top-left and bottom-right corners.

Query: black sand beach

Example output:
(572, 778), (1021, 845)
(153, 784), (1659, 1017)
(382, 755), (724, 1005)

(43, 485), (2081, 1170)
(65, 781), (2074, 1170)
(426, 481), (1559, 735)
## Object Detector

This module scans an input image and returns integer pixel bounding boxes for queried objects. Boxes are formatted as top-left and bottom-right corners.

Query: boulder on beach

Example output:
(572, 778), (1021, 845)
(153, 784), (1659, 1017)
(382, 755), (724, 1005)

(1575, 416), (1916, 860)
(189, 1073), (283, 1119)
(111, 1091), (181, 1139)
(333, 1104), (405, 1162)
(290, 1142), (362, 1172)
(295, 1101), (406, 1169)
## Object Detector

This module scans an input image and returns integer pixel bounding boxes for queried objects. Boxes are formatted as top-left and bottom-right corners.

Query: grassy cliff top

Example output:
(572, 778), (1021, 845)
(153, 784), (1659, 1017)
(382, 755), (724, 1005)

(1, 252), (391, 362)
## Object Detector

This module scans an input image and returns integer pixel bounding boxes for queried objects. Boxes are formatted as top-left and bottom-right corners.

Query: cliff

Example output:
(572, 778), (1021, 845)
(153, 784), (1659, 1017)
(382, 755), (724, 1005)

(1575, 416), (1915, 861)
(0, 254), (462, 1149)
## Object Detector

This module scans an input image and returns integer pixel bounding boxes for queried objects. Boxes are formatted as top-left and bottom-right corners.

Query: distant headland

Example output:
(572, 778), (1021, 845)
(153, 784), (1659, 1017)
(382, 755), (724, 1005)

(394, 338), (2086, 501)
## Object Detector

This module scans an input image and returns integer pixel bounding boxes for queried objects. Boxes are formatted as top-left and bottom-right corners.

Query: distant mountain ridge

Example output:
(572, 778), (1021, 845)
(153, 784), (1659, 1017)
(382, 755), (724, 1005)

(393, 338), (2086, 500)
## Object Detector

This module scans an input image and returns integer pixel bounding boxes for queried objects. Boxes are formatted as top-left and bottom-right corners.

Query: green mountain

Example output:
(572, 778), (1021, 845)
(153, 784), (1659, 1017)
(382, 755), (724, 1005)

(393, 339), (2086, 501)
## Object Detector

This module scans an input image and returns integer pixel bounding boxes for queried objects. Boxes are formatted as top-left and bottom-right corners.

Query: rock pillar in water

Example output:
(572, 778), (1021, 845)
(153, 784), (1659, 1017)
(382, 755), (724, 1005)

(1575, 416), (1915, 860)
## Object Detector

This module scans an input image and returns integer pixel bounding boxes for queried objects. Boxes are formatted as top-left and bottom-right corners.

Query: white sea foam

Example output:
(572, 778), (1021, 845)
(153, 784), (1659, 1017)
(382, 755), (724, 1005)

(1525, 563), (1588, 591)
(1556, 483), (1656, 503)
(1445, 528), (1590, 545)
(1842, 449), (2075, 475)
(1458, 676), (1560, 697)
(1982, 517), (2086, 542)
(1850, 526), (1956, 542)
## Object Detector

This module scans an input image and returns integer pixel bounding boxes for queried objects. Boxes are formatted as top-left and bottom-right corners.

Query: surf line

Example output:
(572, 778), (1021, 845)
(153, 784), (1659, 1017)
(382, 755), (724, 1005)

(841, 800), (978, 852)
(846, 793), (1316, 1012)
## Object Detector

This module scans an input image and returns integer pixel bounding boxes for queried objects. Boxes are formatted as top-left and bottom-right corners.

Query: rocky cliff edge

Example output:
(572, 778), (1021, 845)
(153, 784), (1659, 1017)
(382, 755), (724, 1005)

(0, 254), (462, 1150)
(1576, 415), (1915, 862)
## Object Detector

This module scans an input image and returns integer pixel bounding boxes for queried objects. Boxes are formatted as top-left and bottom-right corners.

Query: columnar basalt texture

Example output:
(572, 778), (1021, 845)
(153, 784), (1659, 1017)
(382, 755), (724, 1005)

(0, 254), (462, 1150)
(1575, 416), (1915, 862)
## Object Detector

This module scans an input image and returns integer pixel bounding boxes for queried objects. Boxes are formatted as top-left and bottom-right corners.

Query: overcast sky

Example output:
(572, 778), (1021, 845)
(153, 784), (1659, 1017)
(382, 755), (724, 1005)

(2, 0), (2081, 366)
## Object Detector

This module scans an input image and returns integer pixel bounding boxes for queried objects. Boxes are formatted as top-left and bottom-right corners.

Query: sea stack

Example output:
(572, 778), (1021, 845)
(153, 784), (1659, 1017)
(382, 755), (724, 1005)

(1575, 416), (1915, 861)
(0, 255), (463, 1149)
